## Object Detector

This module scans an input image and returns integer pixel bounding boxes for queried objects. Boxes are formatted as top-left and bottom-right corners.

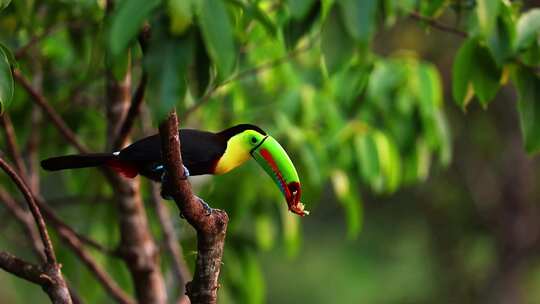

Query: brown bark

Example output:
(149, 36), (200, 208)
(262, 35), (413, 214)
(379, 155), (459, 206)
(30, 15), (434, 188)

(159, 110), (228, 304)
(106, 56), (167, 303)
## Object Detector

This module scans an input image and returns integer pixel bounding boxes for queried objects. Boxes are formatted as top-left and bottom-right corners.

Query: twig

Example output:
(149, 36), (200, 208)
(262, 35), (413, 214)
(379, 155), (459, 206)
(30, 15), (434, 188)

(12, 69), (89, 154)
(181, 37), (317, 121)
(0, 187), (46, 261)
(150, 183), (191, 298)
(0, 251), (50, 285)
(112, 72), (148, 149)
(409, 11), (468, 38)
(112, 26), (151, 150)
(0, 114), (27, 176)
(105, 29), (167, 302)
(54, 225), (135, 304)
(0, 158), (72, 303)
(0, 157), (56, 264)
(159, 110), (228, 304)
(14, 26), (61, 59)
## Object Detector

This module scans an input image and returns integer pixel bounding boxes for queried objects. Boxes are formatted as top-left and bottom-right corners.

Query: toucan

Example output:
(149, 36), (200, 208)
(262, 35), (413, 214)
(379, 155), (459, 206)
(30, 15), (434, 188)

(41, 124), (308, 216)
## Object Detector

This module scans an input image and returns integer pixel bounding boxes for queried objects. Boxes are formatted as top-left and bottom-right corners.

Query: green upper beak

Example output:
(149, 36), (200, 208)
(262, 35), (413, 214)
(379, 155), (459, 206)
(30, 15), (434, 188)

(250, 136), (308, 216)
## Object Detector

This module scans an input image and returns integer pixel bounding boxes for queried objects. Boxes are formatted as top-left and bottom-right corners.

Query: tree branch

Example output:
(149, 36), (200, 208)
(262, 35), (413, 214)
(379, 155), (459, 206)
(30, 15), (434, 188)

(0, 251), (50, 285)
(0, 158), (72, 303)
(0, 114), (27, 176)
(409, 11), (467, 38)
(12, 69), (88, 154)
(0, 187), (46, 261)
(159, 110), (228, 304)
(0, 158), (56, 264)
(181, 36), (317, 121)
(149, 183), (191, 298)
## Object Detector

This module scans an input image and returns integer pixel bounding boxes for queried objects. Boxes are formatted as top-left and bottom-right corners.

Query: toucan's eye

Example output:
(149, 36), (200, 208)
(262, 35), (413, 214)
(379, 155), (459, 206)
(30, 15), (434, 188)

(251, 137), (258, 144)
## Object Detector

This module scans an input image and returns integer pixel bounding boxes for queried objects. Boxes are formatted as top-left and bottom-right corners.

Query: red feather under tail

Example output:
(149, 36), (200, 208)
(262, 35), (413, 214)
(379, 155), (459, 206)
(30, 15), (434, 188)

(105, 159), (138, 178)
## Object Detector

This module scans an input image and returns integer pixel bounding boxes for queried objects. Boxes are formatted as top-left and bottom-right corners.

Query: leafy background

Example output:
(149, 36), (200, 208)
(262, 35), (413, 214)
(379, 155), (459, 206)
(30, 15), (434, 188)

(1, 0), (540, 303)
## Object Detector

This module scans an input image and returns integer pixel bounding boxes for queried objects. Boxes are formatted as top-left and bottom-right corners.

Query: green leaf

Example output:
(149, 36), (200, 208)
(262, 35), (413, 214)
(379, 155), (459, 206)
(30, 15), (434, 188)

(487, 4), (516, 66)
(283, 1), (320, 48)
(452, 39), (476, 109)
(108, 0), (160, 58)
(354, 133), (380, 184)
(196, 0), (235, 78)
(512, 67), (540, 154)
(321, 7), (355, 74)
(287, 0), (316, 19)
(166, 0), (193, 35)
(471, 42), (501, 106)
(476, 0), (500, 38)
(419, 0), (445, 17)
(0, 0), (11, 10)
(331, 170), (363, 238)
(145, 34), (191, 122)
(516, 9), (540, 51)
(0, 46), (14, 114)
(338, 0), (377, 43)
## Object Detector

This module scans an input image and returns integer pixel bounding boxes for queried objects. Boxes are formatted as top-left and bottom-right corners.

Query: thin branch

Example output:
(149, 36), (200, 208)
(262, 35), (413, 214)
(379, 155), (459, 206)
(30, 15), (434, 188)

(0, 251), (50, 285)
(12, 69), (89, 154)
(409, 11), (468, 38)
(181, 36), (317, 121)
(0, 157), (56, 264)
(150, 183), (191, 298)
(54, 225), (135, 304)
(159, 110), (228, 304)
(14, 26), (61, 59)
(112, 72), (148, 150)
(0, 114), (27, 176)
(0, 187), (46, 261)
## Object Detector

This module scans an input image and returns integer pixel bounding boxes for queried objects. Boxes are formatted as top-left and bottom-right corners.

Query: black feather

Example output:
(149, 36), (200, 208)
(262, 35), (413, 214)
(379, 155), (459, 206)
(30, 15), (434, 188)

(41, 153), (115, 171)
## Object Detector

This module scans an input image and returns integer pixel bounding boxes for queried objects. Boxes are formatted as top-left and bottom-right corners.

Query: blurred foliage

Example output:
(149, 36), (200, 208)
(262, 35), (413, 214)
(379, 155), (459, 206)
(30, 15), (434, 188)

(0, 0), (540, 303)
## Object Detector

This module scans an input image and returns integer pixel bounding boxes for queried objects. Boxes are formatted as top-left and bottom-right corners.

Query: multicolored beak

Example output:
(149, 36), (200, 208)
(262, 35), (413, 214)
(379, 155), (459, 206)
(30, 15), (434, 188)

(250, 136), (308, 216)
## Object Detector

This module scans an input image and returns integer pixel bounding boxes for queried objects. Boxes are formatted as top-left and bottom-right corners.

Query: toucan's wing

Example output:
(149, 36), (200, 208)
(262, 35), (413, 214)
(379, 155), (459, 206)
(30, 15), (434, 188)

(178, 129), (226, 174)
(119, 129), (226, 175)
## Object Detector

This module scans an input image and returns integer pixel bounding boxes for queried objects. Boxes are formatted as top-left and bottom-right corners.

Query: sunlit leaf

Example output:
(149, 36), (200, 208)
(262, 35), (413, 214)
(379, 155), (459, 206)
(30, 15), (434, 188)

(331, 170), (363, 238)
(108, 0), (160, 58)
(512, 66), (540, 154)
(516, 9), (540, 51)
(255, 214), (275, 251)
(166, 0), (193, 35)
(0, 0), (11, 10)
(476, 0), (500, 38)
(196, 0), (235, 77)
(0, 45), (13, 114)
(452, 38), (475, 109)
(354, 133), (380, 184)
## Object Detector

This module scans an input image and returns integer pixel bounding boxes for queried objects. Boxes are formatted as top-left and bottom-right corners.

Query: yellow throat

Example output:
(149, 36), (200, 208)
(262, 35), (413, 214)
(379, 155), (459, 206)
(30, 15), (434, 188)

(214, 134), (251, 174)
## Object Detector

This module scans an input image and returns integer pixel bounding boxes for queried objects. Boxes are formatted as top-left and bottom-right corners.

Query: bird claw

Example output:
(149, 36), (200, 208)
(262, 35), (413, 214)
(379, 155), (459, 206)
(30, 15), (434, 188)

(195, 196), (213, 216)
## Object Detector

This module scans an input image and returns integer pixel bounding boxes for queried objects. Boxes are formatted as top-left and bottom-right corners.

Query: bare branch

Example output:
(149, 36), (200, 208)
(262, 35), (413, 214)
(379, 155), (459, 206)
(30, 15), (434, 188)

(54, 225), (135, 304)
(150, 183), (191, 297)
(0, 251), (50, 285)
(409, 11), (468, 38)
(181, 36), (318, 121)
(0, 157), (56, 264)
(12, 69), (89, 154)
(0, 114), (27, 176)
(0, 187), (46, 261)
(159, 110), (228, 304)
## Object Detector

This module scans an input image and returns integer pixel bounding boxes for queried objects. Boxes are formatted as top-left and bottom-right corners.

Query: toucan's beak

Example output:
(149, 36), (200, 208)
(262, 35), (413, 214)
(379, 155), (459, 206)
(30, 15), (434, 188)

(251, 136), (308, 216)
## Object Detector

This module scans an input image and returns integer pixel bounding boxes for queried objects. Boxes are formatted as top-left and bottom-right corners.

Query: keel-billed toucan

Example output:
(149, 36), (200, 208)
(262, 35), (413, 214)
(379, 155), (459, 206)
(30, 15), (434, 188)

(41, 124), (308, 216)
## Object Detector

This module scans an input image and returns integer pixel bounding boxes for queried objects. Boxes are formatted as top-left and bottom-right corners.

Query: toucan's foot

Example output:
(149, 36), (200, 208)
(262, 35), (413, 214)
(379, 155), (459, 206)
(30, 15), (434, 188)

(195, 195), (213, 216)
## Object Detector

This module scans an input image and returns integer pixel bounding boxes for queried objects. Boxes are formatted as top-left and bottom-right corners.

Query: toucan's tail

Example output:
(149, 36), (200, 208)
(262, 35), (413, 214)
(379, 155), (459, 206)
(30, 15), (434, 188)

(41, 153), (138, 178)
(41, 153), (115, 171)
